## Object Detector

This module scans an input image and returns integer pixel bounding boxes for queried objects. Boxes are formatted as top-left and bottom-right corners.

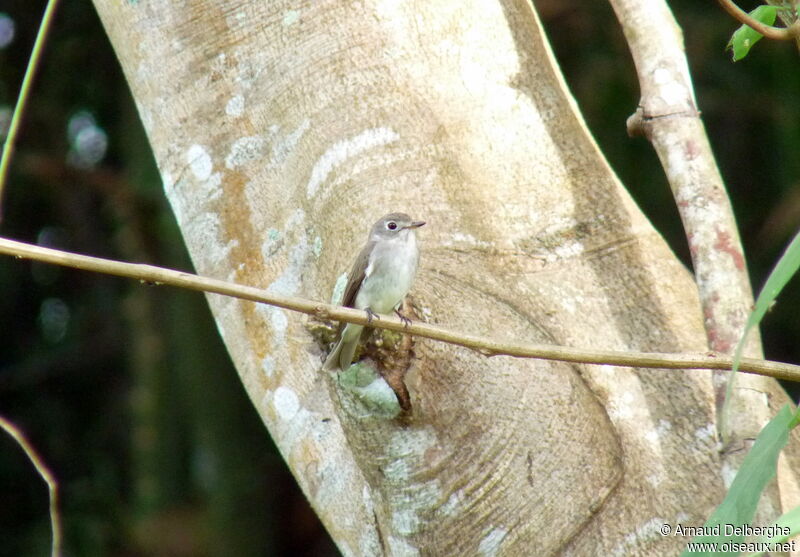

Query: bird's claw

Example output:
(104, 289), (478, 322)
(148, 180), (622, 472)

(394, 308), (412, 328)
(365, 308), (380, 324)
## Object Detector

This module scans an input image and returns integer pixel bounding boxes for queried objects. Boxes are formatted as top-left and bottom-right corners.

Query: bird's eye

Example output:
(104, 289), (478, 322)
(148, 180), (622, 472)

(387, 221), (397, 230)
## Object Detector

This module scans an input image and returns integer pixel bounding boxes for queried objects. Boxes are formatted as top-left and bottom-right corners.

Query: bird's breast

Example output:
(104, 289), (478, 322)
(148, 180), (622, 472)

(355, 234), (419, 313)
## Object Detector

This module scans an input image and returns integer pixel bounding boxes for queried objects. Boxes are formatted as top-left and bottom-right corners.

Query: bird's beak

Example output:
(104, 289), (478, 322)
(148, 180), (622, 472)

(408, 220), (426, 229)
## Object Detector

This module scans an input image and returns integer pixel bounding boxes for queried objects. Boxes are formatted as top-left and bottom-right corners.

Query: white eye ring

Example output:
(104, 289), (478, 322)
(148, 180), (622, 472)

(387, 221), (398, 230)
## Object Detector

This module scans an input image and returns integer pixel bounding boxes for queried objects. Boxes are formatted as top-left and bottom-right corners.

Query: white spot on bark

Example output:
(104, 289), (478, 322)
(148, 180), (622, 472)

(258, 305), (288, 344)
(439, 232), (492, 251)
(386, 536), (419, 557)
(282, 9), (300, 26)
(267, 236), (310, 296)
(646, 473), (663, 488)
(270, 308), (288, 343)
(262, 228), (281, 258)
(553, 240), (585, 259)
(384, 458), (412, 483)
(225, 94), (244, 117)
(721, 461), (737, 489)
(313, 236), (322, 257)
(478, 527), (508, 557)
(607, 389), (636, 422)
(286, 207), (305, 229)
(331, 273), (348, 305)
(451, 232), (478, 245)
(359, 531), (381, 557)
(383, 428), (437, 482)
(694, 423), (716, 445)
(270, 119), (310, 167)
(266, 209), (309, 296)
(231, 56), (259, 90)
(392, 509), (420, 536)
(310, 430), (358, 504)
(225, 135), (266, 169)
(380, 428), (442, 536)
(273, 386), (300, 421)
(306, 127), (400, 198)
(652, 68), (689, 106)
(186, 144), (213, 181)
(665, 134), (691, 182)
(653, 67), (672, 85)
(439, 490), (463, 517)
(184, 213), (237, 267)
(644, 419), (672, 446)
(262, 355), (275, 378)
(361, 485), (373, 504)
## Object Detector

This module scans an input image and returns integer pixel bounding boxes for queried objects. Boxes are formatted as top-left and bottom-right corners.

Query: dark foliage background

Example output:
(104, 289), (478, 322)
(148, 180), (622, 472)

(0, 0), (797, 555)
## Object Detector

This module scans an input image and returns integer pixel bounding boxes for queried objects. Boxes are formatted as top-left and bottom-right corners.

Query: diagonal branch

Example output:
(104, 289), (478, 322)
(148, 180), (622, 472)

(0, 415), (62, 557)
(615, 0), (759, 359)
(0, 0), (62, 217)
(1, 236), (799, 381)
(609, 0), (772, 451)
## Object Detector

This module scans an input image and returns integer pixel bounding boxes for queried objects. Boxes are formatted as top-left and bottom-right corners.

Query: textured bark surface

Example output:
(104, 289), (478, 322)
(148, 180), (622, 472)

(92, 0), (797, 554)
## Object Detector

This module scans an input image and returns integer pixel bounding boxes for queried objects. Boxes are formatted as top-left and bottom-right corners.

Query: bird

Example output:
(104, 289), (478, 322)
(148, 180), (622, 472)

(323, 212), (425, 371)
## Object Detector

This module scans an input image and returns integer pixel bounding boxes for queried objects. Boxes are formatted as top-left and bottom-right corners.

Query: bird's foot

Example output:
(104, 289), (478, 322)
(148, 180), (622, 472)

(394, 308), (412, 328)
(365, 307), (380, 324)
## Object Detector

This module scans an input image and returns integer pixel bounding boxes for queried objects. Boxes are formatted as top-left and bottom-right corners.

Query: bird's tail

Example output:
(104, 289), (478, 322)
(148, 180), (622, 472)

(323, 324), (362, 371)
(323, 338), (344, 370)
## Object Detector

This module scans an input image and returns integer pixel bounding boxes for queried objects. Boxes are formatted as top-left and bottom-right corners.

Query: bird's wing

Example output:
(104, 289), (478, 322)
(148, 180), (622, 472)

(341, 239), (373, 309)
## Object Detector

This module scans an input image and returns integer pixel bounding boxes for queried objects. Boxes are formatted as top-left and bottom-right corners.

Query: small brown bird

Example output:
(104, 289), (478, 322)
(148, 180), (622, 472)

(324, 213), (425, 371)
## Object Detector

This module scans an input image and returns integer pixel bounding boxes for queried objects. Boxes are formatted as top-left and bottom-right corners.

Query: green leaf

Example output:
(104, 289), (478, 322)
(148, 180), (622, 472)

(727, 5), (778, 61)
(729, 228), (800, 380)
(681, 405), (798, 556)
(721, 229), (800, 439)
(746, 229), (800, 336)
(746, 504), (800, 556)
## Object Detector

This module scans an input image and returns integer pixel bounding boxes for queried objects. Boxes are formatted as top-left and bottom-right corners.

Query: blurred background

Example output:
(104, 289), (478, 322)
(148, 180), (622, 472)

(0, 0), (797, 555)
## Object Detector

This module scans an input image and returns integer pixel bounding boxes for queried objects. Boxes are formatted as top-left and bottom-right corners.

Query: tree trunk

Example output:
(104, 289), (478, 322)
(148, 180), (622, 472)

(92, 0), (798, 554)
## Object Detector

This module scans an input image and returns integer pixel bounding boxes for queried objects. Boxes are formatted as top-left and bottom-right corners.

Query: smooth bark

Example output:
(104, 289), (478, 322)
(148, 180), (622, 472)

(92, 1), (799, 554)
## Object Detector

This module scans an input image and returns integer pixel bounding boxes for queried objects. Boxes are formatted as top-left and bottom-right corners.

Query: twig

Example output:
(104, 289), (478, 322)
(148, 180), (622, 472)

(0, 0), (62, 217)
(0, 415), (62, 557)
(1, 235), (799, 381)
(716, 0), (800, 40)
